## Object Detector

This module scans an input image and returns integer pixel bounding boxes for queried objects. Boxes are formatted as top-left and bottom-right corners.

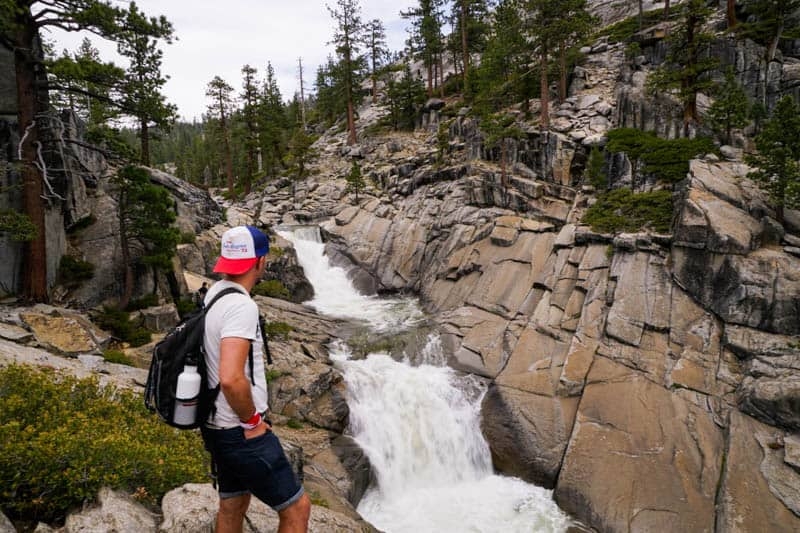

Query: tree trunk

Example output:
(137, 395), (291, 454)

(638, 0), (643, 30)
(140, 118), (150, 166)
(346, 100), (357, 146)
(118, 192), (132, 310)
(664, 0), (670, 20)
(426, 61), (433, 97)
(460, 0), (469, 90)
(540, 47), (550, 130)
(439, 53), (445, 98)
(726, 0), (736, 29)
(14, 16), (48, 302)
(558, 41), (567, 102)
(220, 111), (235, 197)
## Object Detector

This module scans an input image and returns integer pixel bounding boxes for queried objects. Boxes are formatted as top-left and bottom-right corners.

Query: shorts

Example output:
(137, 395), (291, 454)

(201, 426), (304, 511)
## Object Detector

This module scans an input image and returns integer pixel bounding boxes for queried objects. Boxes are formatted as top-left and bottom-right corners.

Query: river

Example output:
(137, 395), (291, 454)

(278, 226), (572, 533)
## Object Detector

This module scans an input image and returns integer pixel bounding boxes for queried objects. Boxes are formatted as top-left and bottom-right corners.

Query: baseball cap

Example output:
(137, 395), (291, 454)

(213, 225), (270, 275)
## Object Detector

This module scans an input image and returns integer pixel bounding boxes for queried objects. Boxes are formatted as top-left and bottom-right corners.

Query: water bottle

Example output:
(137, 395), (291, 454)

(173, 365), (201, 426)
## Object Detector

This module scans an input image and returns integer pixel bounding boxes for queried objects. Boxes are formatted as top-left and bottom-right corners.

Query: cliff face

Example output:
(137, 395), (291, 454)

(270, 22), (800, 533)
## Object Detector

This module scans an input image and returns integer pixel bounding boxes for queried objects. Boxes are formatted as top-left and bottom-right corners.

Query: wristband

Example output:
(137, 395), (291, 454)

(240, 411), (262, 430)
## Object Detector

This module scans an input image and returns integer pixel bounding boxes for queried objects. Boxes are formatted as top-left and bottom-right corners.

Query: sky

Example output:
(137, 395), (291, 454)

(46, 0), (420, 122)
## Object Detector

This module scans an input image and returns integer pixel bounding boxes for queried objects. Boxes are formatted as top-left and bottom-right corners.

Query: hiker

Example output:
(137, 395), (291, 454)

(195, 282), (208, 307)
(201, 225), (311, 533)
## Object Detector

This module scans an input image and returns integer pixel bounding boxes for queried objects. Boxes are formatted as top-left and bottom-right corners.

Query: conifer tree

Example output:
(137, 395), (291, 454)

(205, 76), (236, 196)
(524, 0), (561, 129)
(746, 95), (800, 222)
(365, 19), (389, 103)
(739, 0), (800, 105)
(553, 0), (595, 102)
(260, 62), (286, 178)
(402, 0), (446, 97)
(0, 0), (164, 302)
(328, 0), (366, 145)
(386, 62), (426, 130)
(240, 64), (259, 194)
(450, 0), (492, 94)
(116, 2), (177, 167)
(707, 69), (749, 145)
(472, 0), (527, 111)
(286, 127), (317, 199)
(345, 160), (366, 201)
(114, 165), (179, 309)
(646, 0), (718, 136)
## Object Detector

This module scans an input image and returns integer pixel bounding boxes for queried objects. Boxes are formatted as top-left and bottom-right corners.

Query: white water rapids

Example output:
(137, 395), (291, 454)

(278, 226), (572, 533)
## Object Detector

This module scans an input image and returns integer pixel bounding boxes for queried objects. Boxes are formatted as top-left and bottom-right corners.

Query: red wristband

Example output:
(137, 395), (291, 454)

(240, 411), (261, 430)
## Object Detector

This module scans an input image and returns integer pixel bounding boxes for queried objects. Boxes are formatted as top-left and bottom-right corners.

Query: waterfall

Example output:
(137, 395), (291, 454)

(279, 226), (572, 533)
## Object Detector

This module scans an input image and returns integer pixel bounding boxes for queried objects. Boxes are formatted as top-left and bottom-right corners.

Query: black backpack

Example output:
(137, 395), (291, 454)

(144, 287), (248, 429)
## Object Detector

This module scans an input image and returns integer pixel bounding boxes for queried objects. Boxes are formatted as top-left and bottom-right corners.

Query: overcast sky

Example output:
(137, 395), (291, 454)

(46, 0), (420, 122)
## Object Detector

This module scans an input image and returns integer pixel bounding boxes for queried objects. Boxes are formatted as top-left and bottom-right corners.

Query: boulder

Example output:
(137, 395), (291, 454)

(64, 487), (158, 533)
(555, 357), (724, 533)
(716, 411), (800, 532)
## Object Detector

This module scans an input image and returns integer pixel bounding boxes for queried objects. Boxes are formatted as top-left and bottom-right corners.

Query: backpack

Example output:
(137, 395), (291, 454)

(145, 287), (251, 429)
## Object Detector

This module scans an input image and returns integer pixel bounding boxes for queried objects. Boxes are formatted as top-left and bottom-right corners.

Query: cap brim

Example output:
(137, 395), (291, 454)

(213, 256), (258, 275)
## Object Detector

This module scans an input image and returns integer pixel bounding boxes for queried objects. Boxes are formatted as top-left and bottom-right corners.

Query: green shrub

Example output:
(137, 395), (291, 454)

(583, 188), (674, 234)
(252, 280), (291, 300)
(93, 307), (151, 347)
(599, 9), (677, 43)
(58, 256), (95, 286)
(606, 128), (716, 184)
(125, 293), (159, 311)
(584, 145), (607, 189)
(269, 246), (284, 258)
(175, 297), (197, 318)
(265, 369), (285, 383)
(178, 231), (196, 244)
(67, 215), (96, 234)
(287, 418), (303, 429)
(263, 321), (293, 340)
(0, 365), (206, 524)
(102, 349), (133, 366)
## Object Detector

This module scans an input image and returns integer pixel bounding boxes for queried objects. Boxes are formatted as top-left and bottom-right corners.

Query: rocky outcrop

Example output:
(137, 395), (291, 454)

(303, 141), (800, 531)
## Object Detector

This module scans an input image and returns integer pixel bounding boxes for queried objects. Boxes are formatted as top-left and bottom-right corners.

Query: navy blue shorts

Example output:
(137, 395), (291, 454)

(201, 426), (304, 511)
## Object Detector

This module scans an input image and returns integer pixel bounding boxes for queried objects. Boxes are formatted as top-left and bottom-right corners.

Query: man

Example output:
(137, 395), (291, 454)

(201, 225), (311, 533)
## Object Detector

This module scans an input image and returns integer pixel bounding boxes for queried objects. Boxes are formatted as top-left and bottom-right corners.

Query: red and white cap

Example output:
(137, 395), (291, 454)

(213, 225), (270, 275)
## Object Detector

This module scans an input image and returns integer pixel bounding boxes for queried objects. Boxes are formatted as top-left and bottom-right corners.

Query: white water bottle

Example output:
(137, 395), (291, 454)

(173, 365), (201, 426)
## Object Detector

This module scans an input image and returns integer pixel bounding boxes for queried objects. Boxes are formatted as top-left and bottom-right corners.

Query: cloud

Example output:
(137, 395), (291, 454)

(47, 0), (419, 121)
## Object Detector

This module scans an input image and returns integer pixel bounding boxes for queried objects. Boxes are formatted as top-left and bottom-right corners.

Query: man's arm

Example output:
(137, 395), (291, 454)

(218, 337), (268, 437)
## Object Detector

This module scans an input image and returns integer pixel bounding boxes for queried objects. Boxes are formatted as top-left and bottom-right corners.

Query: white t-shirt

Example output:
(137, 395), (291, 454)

(202, 279), (268, 428)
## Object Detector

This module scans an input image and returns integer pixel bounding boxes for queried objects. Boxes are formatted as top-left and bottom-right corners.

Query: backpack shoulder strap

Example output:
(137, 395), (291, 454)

(202, 286), (246, 314)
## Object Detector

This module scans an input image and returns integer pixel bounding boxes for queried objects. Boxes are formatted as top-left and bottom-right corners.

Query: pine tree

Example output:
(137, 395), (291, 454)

(205, 76), (236, 196)
(385, 62), (426, 130)
(240, 64), (259, 194)
(707, 69), (749, 145)
(114, 165), (179, 309)
(646, 0), (718, 136)
(260, 62), (287, 178)
(450, 0), (492, 94)
(116, 2), (177, 167)
(746, 95), (800, 222)
(345, 160), (366, 201)
(365, 19), (389, 103)
(402, 0), (446, 97)
(286, 127), (318, 199)
(328, 0), (366, 145)
(472, 0), (528, 112)
(523, 0), (562, 129)
(553, 0), (595, 102)
(739, 0), (800, 105)
(0, 0), (161, 302)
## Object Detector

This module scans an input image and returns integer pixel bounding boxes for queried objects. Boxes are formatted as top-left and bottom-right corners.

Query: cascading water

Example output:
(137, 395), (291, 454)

(278, 226), (572, 533)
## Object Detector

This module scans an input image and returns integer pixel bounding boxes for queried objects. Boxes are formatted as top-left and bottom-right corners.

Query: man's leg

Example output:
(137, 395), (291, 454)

(277, 492), (311, 533)
(217, 493), (251, 533)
